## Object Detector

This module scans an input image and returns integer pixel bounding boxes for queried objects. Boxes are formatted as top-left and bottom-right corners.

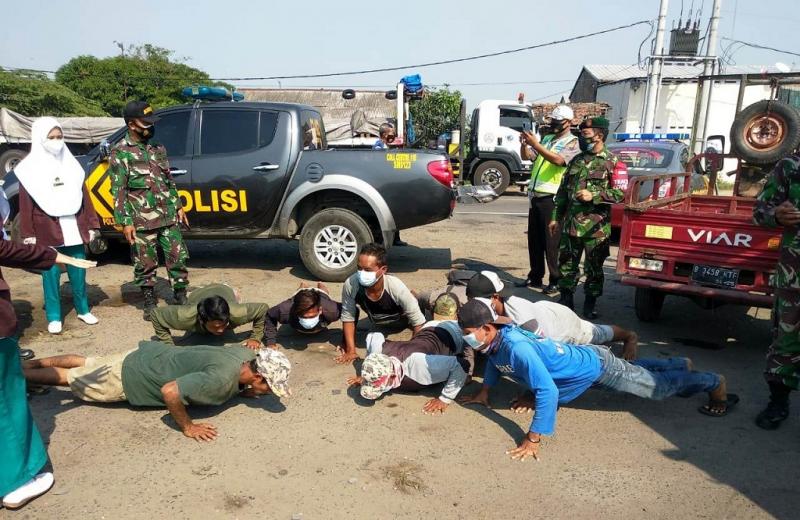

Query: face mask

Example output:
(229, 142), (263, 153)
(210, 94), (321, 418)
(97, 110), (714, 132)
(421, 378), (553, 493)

(43, 139), (65, 155)
(358, 269), (381, 287)
(463, 332), (486, 351)
(552, 121), (568, 133)
(132, 123), (155, 141)
(578, 135), (596, 153)
(298, 314), (321, 330)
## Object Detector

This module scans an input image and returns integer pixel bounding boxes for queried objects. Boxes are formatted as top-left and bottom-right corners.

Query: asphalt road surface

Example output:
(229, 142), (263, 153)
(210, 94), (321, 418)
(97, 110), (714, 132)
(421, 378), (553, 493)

(5, 193), (797, 519)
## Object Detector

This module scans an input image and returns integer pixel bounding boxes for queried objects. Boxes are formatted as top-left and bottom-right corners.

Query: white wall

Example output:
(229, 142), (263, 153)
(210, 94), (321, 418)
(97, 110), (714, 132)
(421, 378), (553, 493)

(597, 79), (773, 150)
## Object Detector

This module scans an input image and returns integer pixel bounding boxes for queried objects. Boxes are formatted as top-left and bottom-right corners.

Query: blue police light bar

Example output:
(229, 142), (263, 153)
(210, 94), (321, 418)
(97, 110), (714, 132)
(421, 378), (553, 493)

(182, 86), (244, 102)
(613, 133), (690, 141)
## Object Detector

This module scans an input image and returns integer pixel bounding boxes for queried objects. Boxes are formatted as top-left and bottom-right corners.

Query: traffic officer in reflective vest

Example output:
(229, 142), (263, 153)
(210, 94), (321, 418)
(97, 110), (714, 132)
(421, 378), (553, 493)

(549, 117), (623, 319)
(518, 105), (579, 294)
(109, 101), (190, 320)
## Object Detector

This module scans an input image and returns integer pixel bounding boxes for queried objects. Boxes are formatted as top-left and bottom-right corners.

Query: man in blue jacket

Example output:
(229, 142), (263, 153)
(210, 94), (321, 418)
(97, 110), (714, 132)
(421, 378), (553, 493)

(456, 299), (737, 461)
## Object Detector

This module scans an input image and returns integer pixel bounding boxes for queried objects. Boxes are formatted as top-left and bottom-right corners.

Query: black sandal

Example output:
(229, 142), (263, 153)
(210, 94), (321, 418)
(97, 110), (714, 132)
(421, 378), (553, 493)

(698, 393), (739, 417)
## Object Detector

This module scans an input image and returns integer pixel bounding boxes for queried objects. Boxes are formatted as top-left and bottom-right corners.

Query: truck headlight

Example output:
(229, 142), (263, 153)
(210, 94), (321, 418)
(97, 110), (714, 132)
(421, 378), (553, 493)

(629, 258), (664, 272)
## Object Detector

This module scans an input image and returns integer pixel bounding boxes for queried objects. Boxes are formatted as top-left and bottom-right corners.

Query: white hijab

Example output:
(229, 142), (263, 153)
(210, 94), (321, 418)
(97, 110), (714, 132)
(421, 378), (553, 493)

(15, 117), (85, 217)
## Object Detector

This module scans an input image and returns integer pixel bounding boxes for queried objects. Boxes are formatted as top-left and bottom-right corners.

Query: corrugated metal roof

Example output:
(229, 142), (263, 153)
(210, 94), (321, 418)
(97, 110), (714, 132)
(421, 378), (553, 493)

(583, 63), (800, 83)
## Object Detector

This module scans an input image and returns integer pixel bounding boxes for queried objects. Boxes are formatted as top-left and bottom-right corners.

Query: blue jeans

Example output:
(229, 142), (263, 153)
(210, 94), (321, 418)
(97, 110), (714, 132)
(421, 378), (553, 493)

(588, 345), (720, 400)
(41, 244), (89, 322)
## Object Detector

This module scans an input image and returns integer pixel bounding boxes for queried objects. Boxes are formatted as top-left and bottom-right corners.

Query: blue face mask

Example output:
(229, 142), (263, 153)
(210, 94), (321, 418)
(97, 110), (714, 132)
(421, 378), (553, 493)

(298, 314), (321, 330)
(462, 332), (486, 350)
(358, 269), (381, 287)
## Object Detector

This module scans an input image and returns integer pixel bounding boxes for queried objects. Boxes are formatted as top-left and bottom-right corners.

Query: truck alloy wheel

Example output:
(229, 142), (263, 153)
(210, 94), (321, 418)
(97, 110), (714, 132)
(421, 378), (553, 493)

(299, 208), (374, 282)
(313, 225), (358, 270)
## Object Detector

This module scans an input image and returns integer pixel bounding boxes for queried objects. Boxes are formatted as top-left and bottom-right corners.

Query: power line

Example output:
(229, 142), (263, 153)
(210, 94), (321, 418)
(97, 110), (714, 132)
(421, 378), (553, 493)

(2, 20), (651, 82)
(720, 38), (800, 59)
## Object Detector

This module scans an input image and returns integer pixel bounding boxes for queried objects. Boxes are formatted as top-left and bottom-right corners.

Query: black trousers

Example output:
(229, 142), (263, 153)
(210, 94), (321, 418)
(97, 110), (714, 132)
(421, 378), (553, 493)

(527, 195), (561, 285)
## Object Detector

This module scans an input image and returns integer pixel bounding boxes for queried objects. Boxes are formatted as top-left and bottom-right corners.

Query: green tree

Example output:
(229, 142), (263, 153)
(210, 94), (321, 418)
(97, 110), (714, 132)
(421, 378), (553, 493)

(408, 86), (463, 146)
(55, 44), (232, 116)
(0, 68), (107, 116)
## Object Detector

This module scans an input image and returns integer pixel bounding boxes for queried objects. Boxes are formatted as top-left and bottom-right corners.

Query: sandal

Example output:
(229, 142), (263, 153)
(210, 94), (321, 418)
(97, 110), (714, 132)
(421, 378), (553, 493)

(698, 393), (739, 417)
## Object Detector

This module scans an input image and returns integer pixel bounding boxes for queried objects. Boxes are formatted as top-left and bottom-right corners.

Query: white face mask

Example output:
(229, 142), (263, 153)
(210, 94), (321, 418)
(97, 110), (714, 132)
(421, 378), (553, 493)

(462, 331), (486, 351)
(43, 138), (65, 155)
(358, 269), (381, 287)
(298, 314), (321, 330)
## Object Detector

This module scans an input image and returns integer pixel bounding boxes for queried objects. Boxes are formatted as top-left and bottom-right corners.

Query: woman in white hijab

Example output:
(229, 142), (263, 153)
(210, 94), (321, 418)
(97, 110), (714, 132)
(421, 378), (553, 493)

(16, 117), (101, 334)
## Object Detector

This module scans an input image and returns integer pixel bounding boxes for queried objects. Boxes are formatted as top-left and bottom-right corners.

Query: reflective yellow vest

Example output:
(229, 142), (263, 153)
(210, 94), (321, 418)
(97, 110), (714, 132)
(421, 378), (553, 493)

(529, 133), (578, 196)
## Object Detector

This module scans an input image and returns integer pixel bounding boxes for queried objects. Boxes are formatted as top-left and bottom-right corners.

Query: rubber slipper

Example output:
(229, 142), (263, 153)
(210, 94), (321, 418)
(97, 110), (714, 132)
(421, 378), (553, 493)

(698, 393), (740, 417)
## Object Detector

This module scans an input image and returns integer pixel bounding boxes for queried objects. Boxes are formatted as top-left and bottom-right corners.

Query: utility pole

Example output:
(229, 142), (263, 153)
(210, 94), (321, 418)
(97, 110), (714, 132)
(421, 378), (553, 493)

(642, 0), (669, 133)
(692, 0), (722, 153)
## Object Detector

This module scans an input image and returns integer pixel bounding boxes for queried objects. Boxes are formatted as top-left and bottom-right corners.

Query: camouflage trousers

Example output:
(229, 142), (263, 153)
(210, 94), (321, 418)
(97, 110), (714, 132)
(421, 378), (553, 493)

(765, 288), (800, 390)
(131, 225), (189, 289)
(557, 234), (610, 297)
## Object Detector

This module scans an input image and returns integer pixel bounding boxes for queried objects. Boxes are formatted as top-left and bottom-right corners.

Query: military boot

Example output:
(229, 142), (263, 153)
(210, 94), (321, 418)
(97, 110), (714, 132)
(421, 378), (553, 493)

(583, 295), (599, 320)
(173, 287), (188, 305)
(558, 290), (574, 310)
(756, 382), (791, 430)
(142, 287), (157, 321)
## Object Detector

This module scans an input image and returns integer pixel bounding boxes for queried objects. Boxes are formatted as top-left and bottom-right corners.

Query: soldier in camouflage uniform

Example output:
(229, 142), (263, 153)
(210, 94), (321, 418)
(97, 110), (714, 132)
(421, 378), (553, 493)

(109, 101), (190, 320)
(549, 117), (623, 319)
(753, 153), (800, 430)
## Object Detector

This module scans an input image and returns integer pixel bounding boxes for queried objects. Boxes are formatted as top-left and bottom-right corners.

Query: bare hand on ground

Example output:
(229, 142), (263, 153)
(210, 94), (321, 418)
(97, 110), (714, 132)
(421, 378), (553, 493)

(422, 398), (448, 415)
(335, 348), (359, 364)
(183, 422), (217, 442)
(510, 394), (535, 414)
(346, 375), (363, 387)
(507, 437), (540, 461)
(242, 339), (262, 350)
(54, 252), (97, 269)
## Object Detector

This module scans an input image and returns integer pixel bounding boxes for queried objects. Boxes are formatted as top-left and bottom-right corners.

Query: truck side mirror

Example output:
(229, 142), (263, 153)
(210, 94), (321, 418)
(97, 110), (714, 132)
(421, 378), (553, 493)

(705, 135), (725, 154)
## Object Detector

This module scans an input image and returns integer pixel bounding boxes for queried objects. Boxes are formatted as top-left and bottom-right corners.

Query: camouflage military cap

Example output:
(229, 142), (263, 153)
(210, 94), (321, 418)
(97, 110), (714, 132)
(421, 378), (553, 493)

(255, 348), (292, 398)
(360, 353), (394, 400)
(433, 293), (460, 320)
(579, 117), (610, 130)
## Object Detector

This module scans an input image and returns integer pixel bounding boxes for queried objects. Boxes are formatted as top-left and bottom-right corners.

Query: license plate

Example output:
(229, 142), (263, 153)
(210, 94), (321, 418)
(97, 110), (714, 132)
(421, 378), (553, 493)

(690, 264), (739, 288)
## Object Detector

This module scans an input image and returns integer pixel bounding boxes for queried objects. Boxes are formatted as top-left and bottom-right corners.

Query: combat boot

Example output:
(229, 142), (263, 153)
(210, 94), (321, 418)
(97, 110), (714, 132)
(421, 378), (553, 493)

(173, 287), (188, 305)
(558, 290), (574, 310)
(142, 287), (157, 321)
(756, 382), (791, 430)
(583, 295), (599, 320)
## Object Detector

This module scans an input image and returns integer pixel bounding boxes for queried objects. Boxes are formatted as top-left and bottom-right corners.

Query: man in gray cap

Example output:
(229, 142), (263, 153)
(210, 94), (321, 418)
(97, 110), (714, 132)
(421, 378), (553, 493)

(23, 342), (291, 441)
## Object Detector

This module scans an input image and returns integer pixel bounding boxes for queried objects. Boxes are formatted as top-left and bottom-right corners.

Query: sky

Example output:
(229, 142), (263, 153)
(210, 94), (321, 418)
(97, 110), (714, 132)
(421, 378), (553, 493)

(1, 0), (798, 107)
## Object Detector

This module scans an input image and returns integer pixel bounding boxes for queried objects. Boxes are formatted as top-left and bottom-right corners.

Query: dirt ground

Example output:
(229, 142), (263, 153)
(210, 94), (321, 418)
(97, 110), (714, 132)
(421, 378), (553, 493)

(5, 195), (799, 520)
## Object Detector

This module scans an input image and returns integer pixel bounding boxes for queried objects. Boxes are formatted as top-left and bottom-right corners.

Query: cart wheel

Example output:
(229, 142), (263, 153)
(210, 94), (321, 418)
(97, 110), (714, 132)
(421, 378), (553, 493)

(634, 287), (666, 322)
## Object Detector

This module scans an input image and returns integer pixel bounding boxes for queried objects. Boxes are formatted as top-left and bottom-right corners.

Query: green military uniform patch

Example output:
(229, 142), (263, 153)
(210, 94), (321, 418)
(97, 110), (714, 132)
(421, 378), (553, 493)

(754, 154), (800, 389)
(551, 145), (624, 296)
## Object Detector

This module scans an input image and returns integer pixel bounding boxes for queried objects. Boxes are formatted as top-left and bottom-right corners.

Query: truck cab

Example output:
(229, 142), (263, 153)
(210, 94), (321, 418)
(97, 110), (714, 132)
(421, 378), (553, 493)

(466, 100), (535, 195)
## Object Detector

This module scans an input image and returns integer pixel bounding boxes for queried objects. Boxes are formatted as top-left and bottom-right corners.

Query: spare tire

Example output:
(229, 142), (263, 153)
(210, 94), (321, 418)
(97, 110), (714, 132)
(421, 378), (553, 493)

(730, 99), (800, 165)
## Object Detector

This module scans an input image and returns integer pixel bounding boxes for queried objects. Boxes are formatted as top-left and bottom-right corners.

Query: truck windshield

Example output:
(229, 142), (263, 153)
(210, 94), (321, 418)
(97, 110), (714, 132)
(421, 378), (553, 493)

(609, 145), (675, 169)
(498, 106), (533, 133)
(301, 110), (327, 150)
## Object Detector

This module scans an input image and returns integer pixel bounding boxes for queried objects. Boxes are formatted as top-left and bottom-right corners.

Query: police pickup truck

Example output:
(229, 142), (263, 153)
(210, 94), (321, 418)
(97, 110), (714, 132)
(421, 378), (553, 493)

(3, 101), (456, 281)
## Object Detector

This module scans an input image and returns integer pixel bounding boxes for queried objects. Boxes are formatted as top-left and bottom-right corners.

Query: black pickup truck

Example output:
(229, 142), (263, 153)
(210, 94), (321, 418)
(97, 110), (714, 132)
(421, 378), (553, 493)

(2, 101), (456, 281)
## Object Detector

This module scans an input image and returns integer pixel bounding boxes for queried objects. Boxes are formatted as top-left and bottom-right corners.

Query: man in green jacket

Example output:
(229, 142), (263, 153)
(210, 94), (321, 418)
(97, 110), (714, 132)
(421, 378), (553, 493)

(150, 284), (269, 349)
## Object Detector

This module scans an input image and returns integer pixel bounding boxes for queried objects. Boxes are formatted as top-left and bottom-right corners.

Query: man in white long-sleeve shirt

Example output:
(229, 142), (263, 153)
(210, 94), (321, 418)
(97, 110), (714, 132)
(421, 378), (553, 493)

(346, 320), (470, 414)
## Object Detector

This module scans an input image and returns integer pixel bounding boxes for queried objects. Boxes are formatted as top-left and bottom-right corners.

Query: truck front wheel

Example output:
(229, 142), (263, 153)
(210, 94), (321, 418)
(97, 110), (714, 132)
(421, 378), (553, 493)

(0, 149), (28, 178)
(299, 208), (374, 282)
(634, 287), (666, 322)
(472, 160), (510, 196)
